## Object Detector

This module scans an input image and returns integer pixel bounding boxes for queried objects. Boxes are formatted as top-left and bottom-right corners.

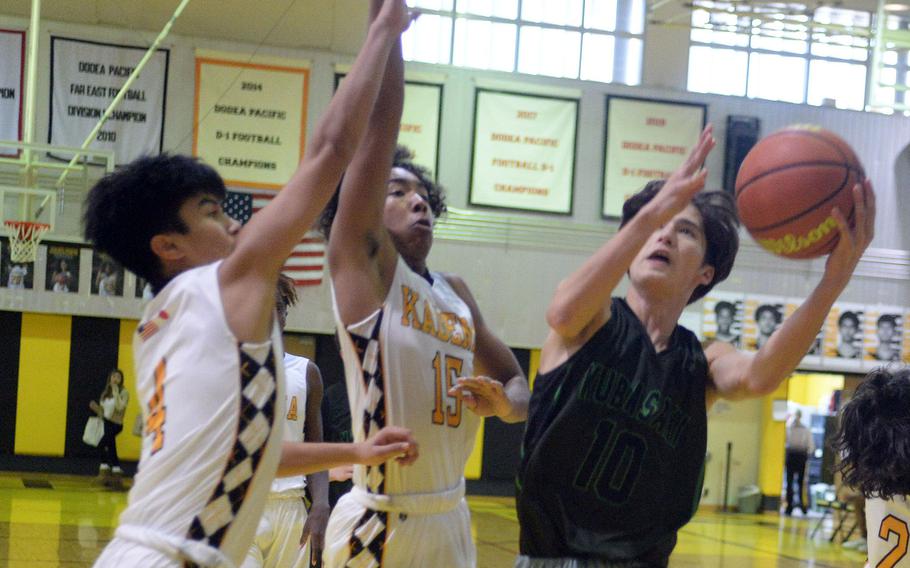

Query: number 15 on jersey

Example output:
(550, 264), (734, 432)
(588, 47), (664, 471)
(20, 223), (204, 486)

(432, 351), (463, 428)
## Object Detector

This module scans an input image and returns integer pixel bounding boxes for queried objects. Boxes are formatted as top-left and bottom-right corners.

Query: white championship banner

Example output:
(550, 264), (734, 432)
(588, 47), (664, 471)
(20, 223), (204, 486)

(399, 82), (442, 177)
(603, 96), (705, 217)
(49, 37), (169, 164)
(470, 90), (577, 214)
(0, 30), (25, 157)
(336, 73), (442, 178)
(194, 51), (310, 189)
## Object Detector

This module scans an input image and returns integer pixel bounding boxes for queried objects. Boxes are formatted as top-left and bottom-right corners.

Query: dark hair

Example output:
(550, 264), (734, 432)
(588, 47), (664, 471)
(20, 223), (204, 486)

(318, 145), (446, 239)
(715, 301), (735, 315)
(620, 180), (740, 304)
(276, 273), (298, 312)
(878, 314), (898, 328)
(84, 154), (226, 291)
(101, 368), (125, 400)
(838, 311), (860, 328)
(834, 368), (910, 499)
(755, 304), (781, 323)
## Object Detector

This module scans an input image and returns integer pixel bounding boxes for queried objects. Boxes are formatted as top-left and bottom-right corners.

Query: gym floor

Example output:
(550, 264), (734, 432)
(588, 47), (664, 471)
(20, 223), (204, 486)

(0, 472), (867, 567)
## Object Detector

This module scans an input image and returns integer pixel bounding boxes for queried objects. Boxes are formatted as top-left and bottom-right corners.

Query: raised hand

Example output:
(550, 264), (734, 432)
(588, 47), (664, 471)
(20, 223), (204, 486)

(642, 125), (716, 226)
(825, 180), (876, 286)
(375, 0), (419, 34)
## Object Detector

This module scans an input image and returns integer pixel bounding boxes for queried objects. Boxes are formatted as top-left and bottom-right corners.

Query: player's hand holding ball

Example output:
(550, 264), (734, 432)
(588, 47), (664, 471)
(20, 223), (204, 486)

(359, 426), (419, 466)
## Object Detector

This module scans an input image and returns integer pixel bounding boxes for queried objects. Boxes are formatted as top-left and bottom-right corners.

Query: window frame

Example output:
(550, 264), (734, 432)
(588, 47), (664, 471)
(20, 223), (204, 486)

(403, 0), (647, 85)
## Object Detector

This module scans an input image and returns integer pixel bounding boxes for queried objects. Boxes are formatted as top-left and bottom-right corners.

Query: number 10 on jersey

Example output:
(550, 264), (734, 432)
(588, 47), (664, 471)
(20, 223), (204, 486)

(432, 352), (463, 427)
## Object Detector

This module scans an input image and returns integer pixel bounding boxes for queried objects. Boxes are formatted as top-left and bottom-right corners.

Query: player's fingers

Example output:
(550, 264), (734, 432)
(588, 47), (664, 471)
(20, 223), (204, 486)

(850, 184), (866, 247)
(829, 207), (853, 254)
(863, 179), (876, 243)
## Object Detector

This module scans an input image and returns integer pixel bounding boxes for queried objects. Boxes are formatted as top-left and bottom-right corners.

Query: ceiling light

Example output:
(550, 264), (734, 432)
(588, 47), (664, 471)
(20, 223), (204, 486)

(884, 3), (910, 11)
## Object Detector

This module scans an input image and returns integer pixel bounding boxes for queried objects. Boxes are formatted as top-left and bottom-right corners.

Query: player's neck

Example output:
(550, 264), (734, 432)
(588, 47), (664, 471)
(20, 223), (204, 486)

(626, 287), (687, 352)
(402, 254), (429, 282)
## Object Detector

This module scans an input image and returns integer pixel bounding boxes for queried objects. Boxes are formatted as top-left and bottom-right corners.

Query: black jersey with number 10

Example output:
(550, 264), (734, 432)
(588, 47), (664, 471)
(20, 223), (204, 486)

(516, 298), (709, 566)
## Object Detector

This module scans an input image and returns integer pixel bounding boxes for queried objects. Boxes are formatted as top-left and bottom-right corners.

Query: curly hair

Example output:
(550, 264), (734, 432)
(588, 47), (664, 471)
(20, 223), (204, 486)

(317, 145), (446, 239)
(620, 180), (740, 304)
(834, 368), (910, 499)
(84, 154), (226, 292)
(275, 273), (298, 312)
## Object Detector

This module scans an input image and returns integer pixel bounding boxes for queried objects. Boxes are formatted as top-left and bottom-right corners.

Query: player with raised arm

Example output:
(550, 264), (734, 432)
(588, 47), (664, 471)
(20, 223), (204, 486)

(516, 126), (875, 567)
(86, 3), (418, 565)
(318, 6), (530, 566)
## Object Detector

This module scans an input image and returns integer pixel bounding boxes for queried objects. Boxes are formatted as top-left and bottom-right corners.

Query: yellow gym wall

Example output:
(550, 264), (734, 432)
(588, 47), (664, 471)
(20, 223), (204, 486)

(15, 314), (72, 456)
(758, 380), (789, 498)
(788, 373), (844, 408)
(117, 320), (142, 461)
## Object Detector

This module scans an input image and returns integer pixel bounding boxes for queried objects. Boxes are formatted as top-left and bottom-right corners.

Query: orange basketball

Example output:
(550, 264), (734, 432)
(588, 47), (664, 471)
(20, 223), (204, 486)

(734, 125), (865, 259)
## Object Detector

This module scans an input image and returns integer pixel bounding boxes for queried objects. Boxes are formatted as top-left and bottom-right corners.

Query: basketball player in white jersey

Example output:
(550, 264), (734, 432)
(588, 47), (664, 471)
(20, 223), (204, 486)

(243, 275), (331, 568)
(836, 367), (910, 567)
(84, 2), (418, 565)
(318, 15), (530, 567)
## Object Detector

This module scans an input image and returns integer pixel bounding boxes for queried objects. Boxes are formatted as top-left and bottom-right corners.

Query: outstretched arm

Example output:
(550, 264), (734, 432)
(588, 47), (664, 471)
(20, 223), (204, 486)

(276, 425), (419, 477)
(444, 274), (529, 423)
(543, 127), (715, 352)
(707, 181), (875, 403)
(327, 1), (409, 325)
(219, 0), (412, 341)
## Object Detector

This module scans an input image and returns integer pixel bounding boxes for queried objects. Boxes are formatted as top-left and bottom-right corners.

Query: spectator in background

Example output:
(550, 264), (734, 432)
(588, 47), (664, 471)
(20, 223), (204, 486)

(785, 409), (814, 516)
(89, 369), (129, 489)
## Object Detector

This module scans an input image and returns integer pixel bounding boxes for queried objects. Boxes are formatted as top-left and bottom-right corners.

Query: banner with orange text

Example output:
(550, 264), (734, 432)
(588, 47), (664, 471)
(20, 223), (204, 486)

(194, 50), (309, 189)
(335, 73), (442, 178)
(603, 96), (706, 218)
(469, 90), (577, 214)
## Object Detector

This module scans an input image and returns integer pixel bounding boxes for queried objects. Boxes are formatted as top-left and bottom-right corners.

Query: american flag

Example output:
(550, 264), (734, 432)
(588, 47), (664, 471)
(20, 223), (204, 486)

(223, 190), (326, 287)
(138, 310), (170, 342)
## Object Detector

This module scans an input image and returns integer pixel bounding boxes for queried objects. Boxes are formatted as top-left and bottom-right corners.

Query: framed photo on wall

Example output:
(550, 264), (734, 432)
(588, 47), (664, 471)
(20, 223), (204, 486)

(45, 244), (80, 293)
(602, 96), (706, 218)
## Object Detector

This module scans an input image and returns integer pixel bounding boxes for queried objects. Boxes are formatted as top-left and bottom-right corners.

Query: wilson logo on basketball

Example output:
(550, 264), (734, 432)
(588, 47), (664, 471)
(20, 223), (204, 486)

(757, 216), (838, 256)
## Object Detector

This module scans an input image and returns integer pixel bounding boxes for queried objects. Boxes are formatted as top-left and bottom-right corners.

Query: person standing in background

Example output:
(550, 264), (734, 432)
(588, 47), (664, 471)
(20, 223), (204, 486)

(785, 409), (814, 516)
(90, 369), (130, 489)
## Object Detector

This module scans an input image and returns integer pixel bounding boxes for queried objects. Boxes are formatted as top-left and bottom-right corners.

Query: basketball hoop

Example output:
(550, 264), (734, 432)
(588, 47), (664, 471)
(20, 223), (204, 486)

(4, 220), (50, 263)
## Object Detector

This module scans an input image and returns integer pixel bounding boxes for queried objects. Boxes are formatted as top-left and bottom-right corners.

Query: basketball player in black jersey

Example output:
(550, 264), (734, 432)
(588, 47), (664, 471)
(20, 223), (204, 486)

(516, 125), (876, 567)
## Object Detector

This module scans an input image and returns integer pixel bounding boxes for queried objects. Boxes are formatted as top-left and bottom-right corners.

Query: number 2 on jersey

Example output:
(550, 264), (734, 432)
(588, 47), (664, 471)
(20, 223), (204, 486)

(878, 514), (909, 568)
(432, 352), (463, 427)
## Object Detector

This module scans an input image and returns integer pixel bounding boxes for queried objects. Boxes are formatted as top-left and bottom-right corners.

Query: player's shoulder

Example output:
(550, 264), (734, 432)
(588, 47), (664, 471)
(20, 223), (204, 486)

(436, 272), (472, 298)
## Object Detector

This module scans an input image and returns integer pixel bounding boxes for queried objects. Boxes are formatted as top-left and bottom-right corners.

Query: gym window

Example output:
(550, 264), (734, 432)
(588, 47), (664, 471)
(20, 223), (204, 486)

(687, 2), (872, 111)
(403, 0), (646, 85)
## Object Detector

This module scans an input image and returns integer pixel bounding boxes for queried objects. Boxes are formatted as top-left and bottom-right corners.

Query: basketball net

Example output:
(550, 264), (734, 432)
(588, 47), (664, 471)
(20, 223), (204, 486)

(4, 220), (50, 263)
